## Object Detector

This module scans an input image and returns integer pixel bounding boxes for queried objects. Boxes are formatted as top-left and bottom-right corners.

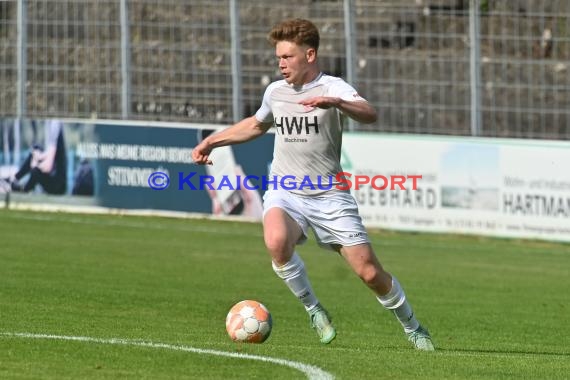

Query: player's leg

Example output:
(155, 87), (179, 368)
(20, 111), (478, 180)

(263, 206), (301, 265)
(19, 167), (43, 192)
(339, 243), (417, 331)
(14, 152), (33, 178)
(339, 243), (434, 351)
(38, 172), (66, 195)
(263, 204), (336, 344)
(305, 190), (433, 350)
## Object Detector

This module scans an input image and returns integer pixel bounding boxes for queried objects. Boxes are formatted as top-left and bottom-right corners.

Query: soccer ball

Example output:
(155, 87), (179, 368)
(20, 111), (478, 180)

(226, 300), (272, 343)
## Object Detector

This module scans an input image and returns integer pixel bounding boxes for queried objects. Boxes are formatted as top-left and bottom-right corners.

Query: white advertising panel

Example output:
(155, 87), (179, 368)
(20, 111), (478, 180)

(342, 134), (570, 242)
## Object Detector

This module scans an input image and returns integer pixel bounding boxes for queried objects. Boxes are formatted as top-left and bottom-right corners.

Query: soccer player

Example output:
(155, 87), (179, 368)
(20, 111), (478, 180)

(10, 119), (67, 195)
(192, 18), (434, 350)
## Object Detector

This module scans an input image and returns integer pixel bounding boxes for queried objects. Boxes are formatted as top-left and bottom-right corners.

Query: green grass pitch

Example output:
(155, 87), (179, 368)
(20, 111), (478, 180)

(0, 209), (568, 379)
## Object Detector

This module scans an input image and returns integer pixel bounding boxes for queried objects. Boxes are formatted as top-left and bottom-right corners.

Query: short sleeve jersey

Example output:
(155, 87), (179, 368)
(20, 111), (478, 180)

(255, 72), (366, 195)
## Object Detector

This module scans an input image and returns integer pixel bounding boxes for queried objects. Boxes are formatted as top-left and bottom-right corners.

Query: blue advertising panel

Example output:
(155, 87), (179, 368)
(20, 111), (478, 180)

(0, 119), (274, 219)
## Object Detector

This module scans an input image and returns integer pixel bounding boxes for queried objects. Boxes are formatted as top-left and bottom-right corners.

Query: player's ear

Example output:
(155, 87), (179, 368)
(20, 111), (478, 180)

(306, 47), (317, 63)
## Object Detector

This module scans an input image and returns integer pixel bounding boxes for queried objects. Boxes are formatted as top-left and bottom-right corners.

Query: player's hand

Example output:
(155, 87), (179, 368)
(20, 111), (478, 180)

(30, 148), (43, 169)
(37, 159), (52, 173)
(192, 141), (213, 165)
(299, 96), (340, 110)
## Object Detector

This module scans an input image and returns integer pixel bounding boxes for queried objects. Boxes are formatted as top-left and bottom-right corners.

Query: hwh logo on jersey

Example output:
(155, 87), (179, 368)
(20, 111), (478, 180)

(274, 116), (319, 135)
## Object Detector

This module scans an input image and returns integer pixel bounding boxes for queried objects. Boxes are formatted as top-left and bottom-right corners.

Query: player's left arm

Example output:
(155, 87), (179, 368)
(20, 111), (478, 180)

(299, 97), (377, 124)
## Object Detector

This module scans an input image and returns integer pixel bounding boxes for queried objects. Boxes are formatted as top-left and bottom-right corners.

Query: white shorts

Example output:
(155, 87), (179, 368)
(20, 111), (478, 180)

(262, 188), (370, 250)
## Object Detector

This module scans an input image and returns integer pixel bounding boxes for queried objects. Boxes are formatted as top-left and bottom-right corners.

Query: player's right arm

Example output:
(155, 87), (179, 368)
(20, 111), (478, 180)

(192, 116), (272, 165)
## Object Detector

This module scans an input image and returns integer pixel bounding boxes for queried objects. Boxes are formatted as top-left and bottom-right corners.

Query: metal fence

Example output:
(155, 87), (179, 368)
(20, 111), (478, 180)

(0, 0), (569, 139)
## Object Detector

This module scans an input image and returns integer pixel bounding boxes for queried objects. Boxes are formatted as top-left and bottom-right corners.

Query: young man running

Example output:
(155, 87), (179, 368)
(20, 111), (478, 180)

(192, 18), (434, 351)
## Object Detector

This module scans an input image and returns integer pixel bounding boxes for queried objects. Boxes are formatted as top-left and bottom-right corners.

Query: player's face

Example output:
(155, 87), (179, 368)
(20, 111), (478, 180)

(275, 41), (315, 86)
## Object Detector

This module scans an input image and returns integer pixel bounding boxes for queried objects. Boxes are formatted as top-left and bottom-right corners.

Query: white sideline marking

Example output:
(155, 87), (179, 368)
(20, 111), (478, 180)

(1, 332), (334, 380)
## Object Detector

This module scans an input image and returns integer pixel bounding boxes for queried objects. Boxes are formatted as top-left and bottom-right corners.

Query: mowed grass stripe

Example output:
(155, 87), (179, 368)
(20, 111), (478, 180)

(0, 209), (568, 380)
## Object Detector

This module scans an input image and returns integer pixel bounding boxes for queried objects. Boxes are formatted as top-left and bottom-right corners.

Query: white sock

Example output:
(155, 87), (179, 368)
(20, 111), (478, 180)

(272, 252), (319, 312)
(377, 276), (420, 333)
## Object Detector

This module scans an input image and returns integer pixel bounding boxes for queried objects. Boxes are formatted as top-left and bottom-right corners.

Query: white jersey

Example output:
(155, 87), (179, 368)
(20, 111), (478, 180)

(255, 72), (367, 195)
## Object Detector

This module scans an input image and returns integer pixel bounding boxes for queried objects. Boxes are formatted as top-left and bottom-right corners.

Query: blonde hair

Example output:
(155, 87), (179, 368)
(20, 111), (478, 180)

(268, 18), (320, 51)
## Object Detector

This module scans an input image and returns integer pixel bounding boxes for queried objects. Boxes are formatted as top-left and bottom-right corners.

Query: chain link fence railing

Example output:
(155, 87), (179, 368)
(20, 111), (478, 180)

(0, 0), (569, 139)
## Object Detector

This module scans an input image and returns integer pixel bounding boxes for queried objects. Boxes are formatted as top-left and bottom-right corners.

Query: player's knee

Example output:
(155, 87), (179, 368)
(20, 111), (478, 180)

(264, 232), (292, 256)
(357, 264), (382, 287)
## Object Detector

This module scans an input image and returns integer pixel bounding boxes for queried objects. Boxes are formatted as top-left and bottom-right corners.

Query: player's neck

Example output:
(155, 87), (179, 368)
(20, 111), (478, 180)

(297, 68), (322, 87)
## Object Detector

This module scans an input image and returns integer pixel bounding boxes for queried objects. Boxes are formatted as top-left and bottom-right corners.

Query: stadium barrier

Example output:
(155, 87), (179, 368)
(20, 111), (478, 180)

(0, 118), (274, 221)
(343, 133), (570, 242)
(1, 118), (569, 242)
